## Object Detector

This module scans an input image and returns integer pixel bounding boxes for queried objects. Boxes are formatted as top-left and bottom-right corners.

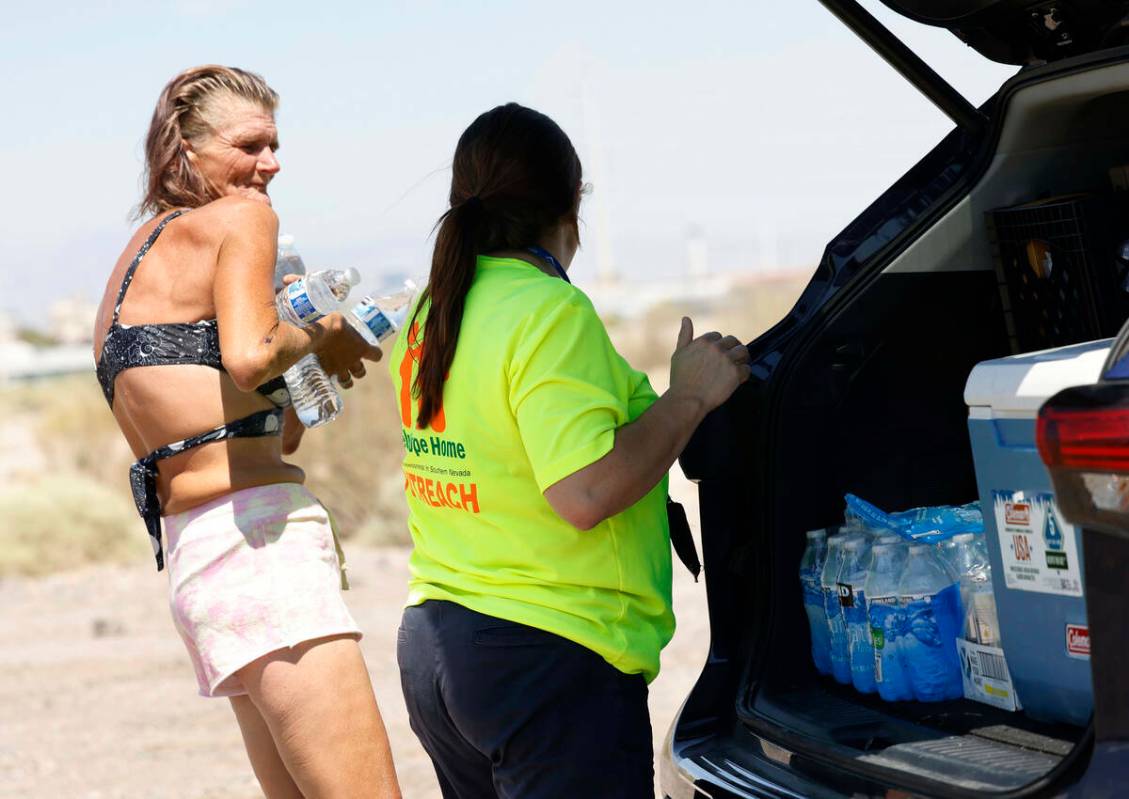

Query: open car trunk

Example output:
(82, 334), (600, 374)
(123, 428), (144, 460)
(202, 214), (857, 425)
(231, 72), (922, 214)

(726, 54), (1129, 795)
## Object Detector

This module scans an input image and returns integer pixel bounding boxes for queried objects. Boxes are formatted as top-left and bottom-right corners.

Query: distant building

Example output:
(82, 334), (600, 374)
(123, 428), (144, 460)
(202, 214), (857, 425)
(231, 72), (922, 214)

(0, 311), (15, 345)
(49, 297), (98, 346)
(685, 225), (709, 279)
(0, 340), (93, 384)
(585, 272), (740, 319)
(0, 302), (95, 385)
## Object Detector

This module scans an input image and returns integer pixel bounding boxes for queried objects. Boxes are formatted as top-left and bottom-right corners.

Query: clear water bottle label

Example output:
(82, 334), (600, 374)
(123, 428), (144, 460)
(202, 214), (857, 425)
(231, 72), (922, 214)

(868, 596), (898, 665)
(822, 586), (842, 621)
(285, 282), (321, 324)
(353, 301), (394, 341)
(842, 590), (867, 624)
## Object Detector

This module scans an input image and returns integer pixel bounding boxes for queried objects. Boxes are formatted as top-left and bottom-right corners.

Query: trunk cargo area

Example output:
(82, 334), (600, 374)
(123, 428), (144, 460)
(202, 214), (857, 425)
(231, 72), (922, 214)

(741, 57), (1129, 794)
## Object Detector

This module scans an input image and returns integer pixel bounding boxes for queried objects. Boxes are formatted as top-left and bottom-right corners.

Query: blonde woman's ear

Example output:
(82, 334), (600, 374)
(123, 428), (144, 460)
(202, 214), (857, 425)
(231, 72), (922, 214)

(181, 138), (197, 164)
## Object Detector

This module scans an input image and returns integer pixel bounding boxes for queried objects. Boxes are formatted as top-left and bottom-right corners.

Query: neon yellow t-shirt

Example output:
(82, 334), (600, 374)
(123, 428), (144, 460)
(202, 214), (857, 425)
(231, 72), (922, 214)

(389, 255), (674, 682)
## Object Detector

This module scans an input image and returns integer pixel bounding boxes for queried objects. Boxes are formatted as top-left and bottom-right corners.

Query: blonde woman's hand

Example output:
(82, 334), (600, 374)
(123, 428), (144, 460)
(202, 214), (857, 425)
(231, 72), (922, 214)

(669, 317), (750, 413)
(313, 313), (382, 389)
(278, 275), (380, 389)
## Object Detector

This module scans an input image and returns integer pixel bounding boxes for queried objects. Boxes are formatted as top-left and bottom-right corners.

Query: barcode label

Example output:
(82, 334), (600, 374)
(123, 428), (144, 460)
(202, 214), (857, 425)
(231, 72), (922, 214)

(977, 649), (1009, 681)
(956, 639), (1020, 712)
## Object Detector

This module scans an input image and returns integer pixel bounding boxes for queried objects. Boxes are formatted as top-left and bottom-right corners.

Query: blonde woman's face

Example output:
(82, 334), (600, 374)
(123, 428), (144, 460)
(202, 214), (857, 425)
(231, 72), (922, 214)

(185, 97), (279, 205)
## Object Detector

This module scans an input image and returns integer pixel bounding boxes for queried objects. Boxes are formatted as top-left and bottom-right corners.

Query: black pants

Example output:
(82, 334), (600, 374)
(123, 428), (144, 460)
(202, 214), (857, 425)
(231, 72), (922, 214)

(397, 600), (654, 799)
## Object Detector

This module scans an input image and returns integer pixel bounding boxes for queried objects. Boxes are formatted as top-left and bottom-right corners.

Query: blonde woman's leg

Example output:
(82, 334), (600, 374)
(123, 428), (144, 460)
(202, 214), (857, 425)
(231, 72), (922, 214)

(236, 634), (402, 798)
(230, 695), (304, 799)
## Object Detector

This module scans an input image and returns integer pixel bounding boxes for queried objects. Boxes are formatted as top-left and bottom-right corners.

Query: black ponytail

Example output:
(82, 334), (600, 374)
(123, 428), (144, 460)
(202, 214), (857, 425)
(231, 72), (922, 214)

(410, 103), (582, 429)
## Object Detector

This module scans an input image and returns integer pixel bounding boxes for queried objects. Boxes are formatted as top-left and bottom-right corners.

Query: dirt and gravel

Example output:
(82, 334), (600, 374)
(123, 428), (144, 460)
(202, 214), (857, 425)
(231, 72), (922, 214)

(0, 476), (710, 799)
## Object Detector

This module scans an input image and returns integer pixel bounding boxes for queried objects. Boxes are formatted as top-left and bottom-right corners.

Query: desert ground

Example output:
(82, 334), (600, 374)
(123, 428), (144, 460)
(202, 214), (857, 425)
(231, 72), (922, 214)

(0, 482), (708, 799)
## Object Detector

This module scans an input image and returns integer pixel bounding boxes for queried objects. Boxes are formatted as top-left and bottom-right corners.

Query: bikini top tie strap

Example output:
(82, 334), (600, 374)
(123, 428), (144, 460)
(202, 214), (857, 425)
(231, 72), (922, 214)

(129, 408), (284, 571)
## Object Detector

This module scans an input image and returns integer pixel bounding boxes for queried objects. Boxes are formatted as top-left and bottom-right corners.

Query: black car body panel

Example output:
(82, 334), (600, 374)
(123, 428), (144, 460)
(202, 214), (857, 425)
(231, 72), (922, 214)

(878, 0), (1129, 65)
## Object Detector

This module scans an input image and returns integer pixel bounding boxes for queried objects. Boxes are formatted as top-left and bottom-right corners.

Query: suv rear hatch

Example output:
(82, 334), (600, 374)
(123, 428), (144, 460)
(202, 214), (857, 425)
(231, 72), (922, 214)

(671, 10), (1129, 796)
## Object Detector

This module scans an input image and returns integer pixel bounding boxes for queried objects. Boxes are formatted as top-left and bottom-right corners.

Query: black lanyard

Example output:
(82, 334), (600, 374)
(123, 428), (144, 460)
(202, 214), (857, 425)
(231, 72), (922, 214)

(527, 246), (571, 283)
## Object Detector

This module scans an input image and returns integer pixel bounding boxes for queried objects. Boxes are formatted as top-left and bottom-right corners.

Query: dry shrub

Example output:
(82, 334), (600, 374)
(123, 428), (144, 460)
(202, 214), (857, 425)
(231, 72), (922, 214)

(0, 473), (150, 576)
(2, 365), (412, 568)
(28, 374), (134, 485)
(285, 368), (411, 546)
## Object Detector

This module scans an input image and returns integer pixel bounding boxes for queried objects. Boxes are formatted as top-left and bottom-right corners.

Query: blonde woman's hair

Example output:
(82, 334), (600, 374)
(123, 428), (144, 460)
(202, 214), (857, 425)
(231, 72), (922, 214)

(136, 65), (278, 218)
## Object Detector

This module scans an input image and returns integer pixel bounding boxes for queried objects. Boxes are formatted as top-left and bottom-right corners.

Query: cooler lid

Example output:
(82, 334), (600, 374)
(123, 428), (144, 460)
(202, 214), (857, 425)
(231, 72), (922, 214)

(878, 0), (1129, 65)
(964, 338), (1112, 417)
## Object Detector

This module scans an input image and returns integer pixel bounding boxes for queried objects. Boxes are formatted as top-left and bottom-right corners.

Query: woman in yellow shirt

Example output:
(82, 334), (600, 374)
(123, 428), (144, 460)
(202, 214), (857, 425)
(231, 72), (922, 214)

(392, 102), (749, 798)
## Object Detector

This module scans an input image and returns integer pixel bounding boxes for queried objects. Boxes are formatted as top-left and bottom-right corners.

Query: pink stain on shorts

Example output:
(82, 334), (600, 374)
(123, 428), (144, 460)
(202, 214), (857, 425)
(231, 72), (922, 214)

(163, 482), (361, 698)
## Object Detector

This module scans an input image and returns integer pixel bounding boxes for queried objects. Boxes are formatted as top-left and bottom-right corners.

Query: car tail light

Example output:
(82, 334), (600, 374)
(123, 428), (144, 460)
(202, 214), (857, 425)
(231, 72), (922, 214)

(1038, 406), (1129, 471)
(1038, 385), (1129, 531)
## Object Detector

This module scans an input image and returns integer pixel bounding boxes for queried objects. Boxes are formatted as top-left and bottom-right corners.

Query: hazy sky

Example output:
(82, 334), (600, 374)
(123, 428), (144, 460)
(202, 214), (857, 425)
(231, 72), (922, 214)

(0, 1), (1015, 324)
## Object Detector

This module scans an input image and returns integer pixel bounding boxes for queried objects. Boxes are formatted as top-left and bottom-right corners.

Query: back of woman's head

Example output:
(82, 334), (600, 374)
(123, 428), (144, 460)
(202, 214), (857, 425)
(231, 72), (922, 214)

(412, 102), (583, 429)
(138, 65), (278, 218)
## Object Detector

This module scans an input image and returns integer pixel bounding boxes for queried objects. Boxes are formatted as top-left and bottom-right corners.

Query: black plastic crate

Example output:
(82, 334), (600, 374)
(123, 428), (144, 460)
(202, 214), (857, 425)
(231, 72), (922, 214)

(987, 194), (1129, 354)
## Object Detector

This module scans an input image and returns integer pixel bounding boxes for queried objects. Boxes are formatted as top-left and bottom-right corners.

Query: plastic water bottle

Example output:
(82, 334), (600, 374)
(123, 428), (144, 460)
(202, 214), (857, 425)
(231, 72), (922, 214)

(897, 544), (964, 702)
(275, 234), (306, 290)
(865, 541), (913, 702)
(286, 356), (341, 428)
(937, 537), (959, 577)
(840, 537), (877, 694)
(945, 533), (977, 620)
(276, 267), (361, 327)
(275, 267), (361, 429)
(820, 533), (856, 685)
(950, 533), (1000, 646)
(800, 530), (831, 676)
(347, 279), (419, 345)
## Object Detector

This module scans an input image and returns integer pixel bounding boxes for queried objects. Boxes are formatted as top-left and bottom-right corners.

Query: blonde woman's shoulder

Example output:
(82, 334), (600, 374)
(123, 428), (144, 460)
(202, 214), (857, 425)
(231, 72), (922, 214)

(187, 196), (279, 248)
(199, 195), (278, 227)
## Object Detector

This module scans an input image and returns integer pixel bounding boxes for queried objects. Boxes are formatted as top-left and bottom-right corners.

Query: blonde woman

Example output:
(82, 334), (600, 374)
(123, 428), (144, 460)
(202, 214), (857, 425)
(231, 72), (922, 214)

(93, 65), (400, 798)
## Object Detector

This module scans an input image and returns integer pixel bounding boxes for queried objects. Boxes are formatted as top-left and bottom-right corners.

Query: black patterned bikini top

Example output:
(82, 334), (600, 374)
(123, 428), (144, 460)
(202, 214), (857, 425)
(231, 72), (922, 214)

(96, 210), (291, 572)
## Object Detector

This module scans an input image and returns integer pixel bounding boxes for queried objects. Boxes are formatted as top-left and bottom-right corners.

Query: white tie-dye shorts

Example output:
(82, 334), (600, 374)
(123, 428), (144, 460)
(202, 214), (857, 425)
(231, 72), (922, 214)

(163, 482), (362, 698)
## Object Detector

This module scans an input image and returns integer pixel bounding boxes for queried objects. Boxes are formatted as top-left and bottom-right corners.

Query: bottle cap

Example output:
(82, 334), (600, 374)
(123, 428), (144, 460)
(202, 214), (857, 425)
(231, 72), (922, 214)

(344, 267), (361, 286)
(278, 234), (295, 247)
(806, 529), (827, 540)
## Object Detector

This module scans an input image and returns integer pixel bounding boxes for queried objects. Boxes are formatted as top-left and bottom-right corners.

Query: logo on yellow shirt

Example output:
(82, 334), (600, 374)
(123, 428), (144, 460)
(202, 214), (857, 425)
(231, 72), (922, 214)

(398, 322), (446, 432)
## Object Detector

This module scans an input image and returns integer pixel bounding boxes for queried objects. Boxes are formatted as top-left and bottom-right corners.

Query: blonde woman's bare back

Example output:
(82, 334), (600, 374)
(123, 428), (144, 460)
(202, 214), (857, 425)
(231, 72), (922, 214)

(94, 197), (303, 517)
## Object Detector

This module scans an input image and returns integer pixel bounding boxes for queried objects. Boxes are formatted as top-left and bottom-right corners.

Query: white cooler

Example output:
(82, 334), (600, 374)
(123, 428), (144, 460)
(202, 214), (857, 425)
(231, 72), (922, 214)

(964, 339), (1110, 726)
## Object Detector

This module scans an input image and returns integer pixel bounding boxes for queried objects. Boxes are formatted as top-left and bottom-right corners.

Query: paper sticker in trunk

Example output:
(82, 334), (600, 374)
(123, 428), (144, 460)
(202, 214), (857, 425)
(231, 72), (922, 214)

(992, 491), (1083, 597)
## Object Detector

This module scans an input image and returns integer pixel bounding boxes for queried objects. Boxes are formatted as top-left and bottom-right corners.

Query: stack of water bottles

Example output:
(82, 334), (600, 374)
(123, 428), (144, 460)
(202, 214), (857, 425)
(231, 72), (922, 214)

(799, 495), (1006, 706)
(273, 234), (418, 428)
